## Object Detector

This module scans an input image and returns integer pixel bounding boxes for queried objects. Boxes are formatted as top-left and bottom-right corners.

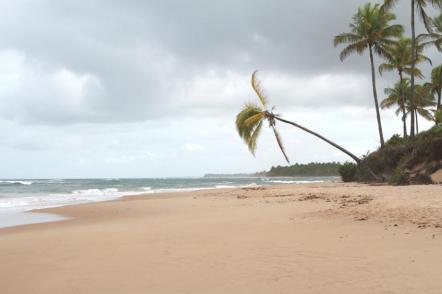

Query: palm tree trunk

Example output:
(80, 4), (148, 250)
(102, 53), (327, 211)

(368, 45), (385, 147)
(398, 71), (408, 137)
(272, 115), (382, 181)
(273, 116), (360, 163)
(415, 111), (419, 134)
(410, 0), (416, 137)
(438, 66), (442, 110)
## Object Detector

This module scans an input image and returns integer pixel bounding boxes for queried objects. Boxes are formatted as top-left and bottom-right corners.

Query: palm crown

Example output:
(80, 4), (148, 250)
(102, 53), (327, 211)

(383, 0), (442, 32)
(334, 3), (403, 61)
(236, 71), (289, 163)
(379, 37), (430, 78)
(419, 13), (442, 49)
(382, 80), (435, 121)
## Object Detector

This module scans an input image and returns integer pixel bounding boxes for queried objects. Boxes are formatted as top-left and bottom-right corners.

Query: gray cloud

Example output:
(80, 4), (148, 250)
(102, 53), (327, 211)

(1, 0), (429, 125)
(0, 0), (440, 177)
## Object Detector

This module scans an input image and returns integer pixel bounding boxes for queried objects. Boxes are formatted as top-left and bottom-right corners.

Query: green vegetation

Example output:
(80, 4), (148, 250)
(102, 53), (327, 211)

(383, 0), (442, 137)
(334, 3), (403, 147)
(356, 126), (442, 184)
(236, 72), (366, 166)
(338, 163), (359, 182)
(379, 37), (430, 136)
(205, 162), (344, 178)
(235, 1), (442, 185)
(267, 163), (342, 177)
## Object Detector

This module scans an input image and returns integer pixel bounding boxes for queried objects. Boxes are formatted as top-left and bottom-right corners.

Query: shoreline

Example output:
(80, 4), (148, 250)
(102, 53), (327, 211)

(2, 181), (441, 232)
(0, 179), (340, 229)
(1, 182), (442, 293)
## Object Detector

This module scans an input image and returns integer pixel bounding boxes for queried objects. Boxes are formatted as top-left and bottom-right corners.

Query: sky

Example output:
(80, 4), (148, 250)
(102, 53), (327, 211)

(0, 0), (440, 178)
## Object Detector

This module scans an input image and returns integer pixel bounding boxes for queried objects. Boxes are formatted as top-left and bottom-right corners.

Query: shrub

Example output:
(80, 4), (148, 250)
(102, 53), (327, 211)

(389, 168), (409, 185)
(338, 162), (358, 182)
(435, 109), (442, 126)
(385, 134), (408, 147)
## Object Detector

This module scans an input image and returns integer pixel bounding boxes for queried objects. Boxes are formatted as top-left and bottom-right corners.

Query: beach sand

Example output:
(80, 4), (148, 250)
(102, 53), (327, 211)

(1, 182), (442, 294)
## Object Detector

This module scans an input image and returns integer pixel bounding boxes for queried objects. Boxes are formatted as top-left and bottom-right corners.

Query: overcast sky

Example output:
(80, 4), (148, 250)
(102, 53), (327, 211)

(0, 0), (440, 178)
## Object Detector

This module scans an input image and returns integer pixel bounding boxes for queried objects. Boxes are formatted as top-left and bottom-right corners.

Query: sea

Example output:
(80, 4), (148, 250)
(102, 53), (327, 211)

(0, 176), (338, 228)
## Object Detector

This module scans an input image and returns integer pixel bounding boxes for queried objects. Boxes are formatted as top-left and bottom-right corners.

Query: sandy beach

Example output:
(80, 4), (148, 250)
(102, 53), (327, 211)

(1, 182), (442, 294)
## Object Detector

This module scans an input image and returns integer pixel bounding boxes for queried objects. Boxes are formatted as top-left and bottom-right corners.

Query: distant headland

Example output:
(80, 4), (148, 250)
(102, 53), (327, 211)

(204, 162), (342, 178)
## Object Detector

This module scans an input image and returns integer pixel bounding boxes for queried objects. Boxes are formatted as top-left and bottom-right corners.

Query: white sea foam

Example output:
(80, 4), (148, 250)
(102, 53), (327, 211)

(0, 188), (138, 211)
(241, 183), (261, 188)
(215, 185), (236, 189)
(0, 180), (33, 185)
(72, 188), (120, 195)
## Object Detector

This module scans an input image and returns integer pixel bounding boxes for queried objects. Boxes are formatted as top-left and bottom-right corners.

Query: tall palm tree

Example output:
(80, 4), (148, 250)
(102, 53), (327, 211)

(382, 0), (442, 137)
(379, 37), (430, 136)
(334, 3), (403, 147)
(419, 14), (442, 110)
(383, 80), (435, 133)
(381, 79), (411, 124)
(419, 12), (442, 50)
(409, 83), (437, 133)
(236, 71), (380, 179)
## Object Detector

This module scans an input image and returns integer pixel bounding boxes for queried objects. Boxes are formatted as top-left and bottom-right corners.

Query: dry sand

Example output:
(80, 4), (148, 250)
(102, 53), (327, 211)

(1, 182), (442, 294)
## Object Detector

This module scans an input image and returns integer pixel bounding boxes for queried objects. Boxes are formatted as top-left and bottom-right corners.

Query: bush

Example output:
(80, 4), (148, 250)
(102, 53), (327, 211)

(338, 162), (358, 182)
(385, 134), (408, 147)
(389, 168), (410, 185)
(435, 109), (442, 126)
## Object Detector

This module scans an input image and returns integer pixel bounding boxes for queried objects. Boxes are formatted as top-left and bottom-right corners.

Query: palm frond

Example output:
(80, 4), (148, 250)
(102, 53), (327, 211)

(248, 121), (263, 155)
(379, 63), (395, 75)
(251, 71), (268, 108)
(271, 125), (289, 163)
(381, 0), (399, 11)
(333, 33), (363, 47)
(417, 108), (434, 121)
(338, 41), (367, 61)
(235, 103), (265, 155)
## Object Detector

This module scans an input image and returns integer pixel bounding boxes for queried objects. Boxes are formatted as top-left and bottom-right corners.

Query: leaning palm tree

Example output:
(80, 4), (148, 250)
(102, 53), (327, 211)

(236, 71), (379, 179)
(379, 37), (431, 136)
(382, 0), (442, 137)
(334, 3), (404, 147)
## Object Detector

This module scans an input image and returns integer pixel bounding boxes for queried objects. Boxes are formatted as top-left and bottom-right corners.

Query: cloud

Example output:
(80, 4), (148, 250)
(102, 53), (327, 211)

(0, 0), (422, 126)
(0, 0), (439, 177)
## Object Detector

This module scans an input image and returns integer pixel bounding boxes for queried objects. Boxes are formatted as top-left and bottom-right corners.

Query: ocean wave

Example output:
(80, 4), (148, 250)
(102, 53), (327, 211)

(72, 188), (120, 196)
(215, 185), (236, 189)
(241, 183), (261, 188)
(0, 187), (132, 210)
(0, 180), (33, 186)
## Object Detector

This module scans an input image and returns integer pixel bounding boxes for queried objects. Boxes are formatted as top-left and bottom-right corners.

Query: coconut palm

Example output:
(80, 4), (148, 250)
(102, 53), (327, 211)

(334, 3), (403, 147)
(381, 79), (411, 124)
(379, 37), (431, 136)
(236, 71), (380, 180)
(383, 80), (435, 133)
(382, 0), (442, 137)
(419, 12), (442, 50)
(409, 83), (437, 133)
(419, 13), (442, 110)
